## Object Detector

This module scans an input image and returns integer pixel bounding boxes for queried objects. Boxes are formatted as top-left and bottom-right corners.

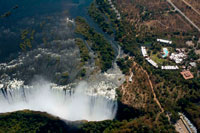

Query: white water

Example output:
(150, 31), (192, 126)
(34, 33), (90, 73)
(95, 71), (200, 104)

(0, 80), (117, 121)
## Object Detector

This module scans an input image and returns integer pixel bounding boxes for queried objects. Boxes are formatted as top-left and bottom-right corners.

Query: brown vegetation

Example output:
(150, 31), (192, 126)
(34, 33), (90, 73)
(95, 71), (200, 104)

(115, 0), (199, 45)
(184, 0), (200, 13)
(171, 0), (200, 28)
(118, 60), (160, 114)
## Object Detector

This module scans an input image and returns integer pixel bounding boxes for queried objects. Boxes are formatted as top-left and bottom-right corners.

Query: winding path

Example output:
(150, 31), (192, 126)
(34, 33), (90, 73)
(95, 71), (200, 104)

(142, 68), (165, 122)
(123, 60), (165, 121)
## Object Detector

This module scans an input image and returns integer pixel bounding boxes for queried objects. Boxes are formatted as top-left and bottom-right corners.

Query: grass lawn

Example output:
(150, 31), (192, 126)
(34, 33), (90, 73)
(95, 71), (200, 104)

(150, 53), (166, 65)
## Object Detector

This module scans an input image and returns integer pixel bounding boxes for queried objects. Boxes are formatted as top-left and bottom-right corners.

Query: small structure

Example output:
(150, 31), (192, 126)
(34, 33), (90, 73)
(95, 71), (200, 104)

(161, 66), (179, 70)
(129, 72), (133, 82)
(180, 71), (194, 80)
(195, 50), (200, 55)
(176, 48), (185, 53)
(186, 41), (195, 47)
(182, 66), (186, 69)
(141, 46), (148, 57)
(66, 17), (74, 23)
(157, 39), (172, 44)
(146, 57), (158, 68)
(189, 62), (197, 67)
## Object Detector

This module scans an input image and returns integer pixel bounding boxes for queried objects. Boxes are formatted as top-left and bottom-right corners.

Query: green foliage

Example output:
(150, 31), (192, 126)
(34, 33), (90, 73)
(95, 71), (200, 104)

(79, 68), (86, 77)
(0, 5), (18, 19)
(75, 38), (90, 64)
(116, 57), (132, 75)
(61, 72), (69, 78)
(20, 29), (35, 51)
(91, 1), (200, 132)
(88, 3), (114, 35)
(80, 116), (176, 133)
(75, 17), (115, 72)
(178, 98), (200, 131)
(188, 49), (199, 60)
(0, 110), (79, 133)
(58, 72), (69, 85)
(150, 42), (162, 53)
(116, 101), (145, 121)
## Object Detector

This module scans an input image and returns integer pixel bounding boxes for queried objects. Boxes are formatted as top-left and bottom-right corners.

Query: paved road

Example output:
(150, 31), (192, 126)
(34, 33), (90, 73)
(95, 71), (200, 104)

(167, 0), (200, 32)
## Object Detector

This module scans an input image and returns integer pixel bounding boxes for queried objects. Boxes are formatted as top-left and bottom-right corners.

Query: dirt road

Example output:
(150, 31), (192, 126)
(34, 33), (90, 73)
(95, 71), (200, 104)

(167, 0), (200, 32)
(182, 0), (200, 16)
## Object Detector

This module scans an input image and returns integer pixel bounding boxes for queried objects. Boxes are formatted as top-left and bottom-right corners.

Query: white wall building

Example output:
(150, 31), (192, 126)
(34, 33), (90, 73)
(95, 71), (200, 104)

(161, 66), (179, 70)
(146, 58), (158, 68)
(141, 46), (148, 57)
(190, 62), (197, 67)
(170, 53), (187, 64)
(157, 39), (172, 44)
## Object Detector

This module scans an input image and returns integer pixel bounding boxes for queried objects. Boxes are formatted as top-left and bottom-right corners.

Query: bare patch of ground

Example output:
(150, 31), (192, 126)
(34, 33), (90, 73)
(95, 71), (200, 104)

(118, 59), (164, 118)
(184, 0), (200, 13)
(116, 0), (200, 45)
(175, 119), (189, 133)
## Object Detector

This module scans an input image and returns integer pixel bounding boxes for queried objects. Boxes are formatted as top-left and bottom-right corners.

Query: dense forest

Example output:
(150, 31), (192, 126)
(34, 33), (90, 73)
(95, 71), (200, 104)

(0, 110), (79, 133)
(75, 16), (115, 72)
(75, 38), (90, 65)
(0, 108), (175, 133)
(85, 0), (200, 132)
(88, 3), (114, 35)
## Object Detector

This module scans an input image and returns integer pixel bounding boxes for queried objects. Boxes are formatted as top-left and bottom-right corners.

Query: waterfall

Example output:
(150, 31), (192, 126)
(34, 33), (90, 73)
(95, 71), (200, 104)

(0, 80), (117, 121)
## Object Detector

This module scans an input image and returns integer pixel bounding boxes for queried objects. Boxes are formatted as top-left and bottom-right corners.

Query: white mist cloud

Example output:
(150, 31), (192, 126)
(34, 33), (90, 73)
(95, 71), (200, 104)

(0, 79), (117, 121)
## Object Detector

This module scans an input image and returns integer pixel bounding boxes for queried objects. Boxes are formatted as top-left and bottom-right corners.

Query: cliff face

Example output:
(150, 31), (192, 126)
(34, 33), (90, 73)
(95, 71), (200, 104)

(0, 110), (81, 133)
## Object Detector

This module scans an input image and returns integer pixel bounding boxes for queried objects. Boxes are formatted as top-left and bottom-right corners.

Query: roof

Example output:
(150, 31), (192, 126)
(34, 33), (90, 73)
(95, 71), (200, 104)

(180, 71), (194, 80)
(146, 58), (158, 68)
(157, 39), (172, 44)
(161, 66), (179, 70)
(141, 46), (148, 57)
(189, 62), (197, 67)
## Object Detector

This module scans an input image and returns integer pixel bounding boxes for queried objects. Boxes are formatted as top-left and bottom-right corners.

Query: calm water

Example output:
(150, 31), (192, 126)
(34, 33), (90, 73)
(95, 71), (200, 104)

(0, 0), (93, 62)
(162, 48), (169, 58)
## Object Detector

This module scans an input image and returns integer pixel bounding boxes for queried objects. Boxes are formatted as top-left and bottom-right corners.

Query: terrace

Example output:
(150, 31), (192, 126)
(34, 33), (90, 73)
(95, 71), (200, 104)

(180, 70), (194, 80)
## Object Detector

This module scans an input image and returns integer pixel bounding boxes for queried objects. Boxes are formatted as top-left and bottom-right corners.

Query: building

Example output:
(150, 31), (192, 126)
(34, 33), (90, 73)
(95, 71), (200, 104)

(141, 46), (148, 57)
(170, 53), (187, 64)
(189, 62), (197, 67)
(146, 58), (158, 68)
(180, 71), (194, 80)
(161, 66), (179, 70)
(157, 39), (172, 44)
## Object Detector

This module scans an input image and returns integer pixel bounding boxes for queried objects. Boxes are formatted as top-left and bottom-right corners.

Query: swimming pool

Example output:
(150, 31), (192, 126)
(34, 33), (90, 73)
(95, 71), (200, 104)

(162, 48), (169, 58)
